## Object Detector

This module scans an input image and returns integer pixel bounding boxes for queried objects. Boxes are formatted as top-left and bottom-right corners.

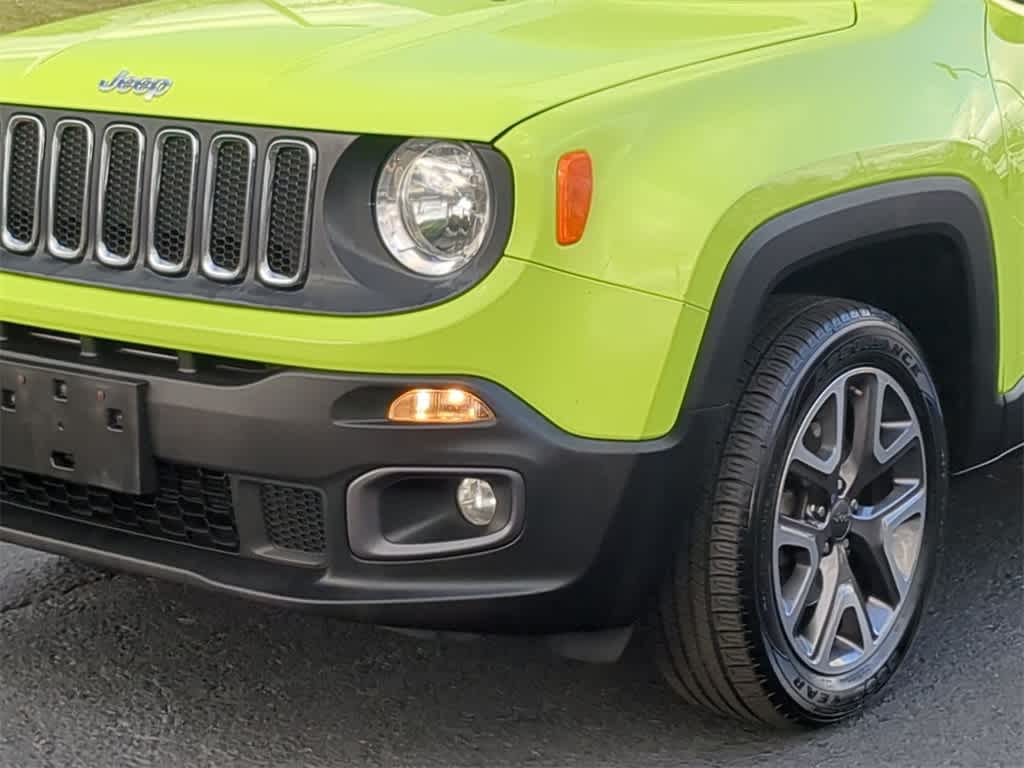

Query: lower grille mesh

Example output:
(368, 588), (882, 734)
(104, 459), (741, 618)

(260, 484), (326, 554)
(0, 462), (240, 553)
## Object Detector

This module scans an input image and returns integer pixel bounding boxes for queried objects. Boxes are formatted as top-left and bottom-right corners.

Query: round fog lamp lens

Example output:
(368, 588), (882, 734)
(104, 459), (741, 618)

(456, 478), (498, 527)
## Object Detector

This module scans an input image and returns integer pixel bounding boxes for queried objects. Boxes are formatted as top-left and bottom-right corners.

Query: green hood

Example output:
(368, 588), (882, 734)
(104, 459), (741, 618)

(0, 0), (855, 141)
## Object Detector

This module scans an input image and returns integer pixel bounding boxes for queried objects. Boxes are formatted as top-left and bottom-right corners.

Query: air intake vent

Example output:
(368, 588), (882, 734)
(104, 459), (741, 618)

(257, 140), (316, 288)
(261, 484), (326, 554)
(97, 124), (145, 267)
(1, 462), (240, 553)
(202, 135), (255, 282)
(2, 115), (45, 253)
(147, 129), (199, 274)
(48, 120), (94, 260)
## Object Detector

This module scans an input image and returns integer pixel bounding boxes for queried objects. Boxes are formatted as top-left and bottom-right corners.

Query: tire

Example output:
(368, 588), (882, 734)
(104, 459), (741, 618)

(655, 296), (948, 727)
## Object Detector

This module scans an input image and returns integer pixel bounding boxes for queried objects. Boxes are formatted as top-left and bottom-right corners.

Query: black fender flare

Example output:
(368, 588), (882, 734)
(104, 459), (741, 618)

(680, 176), (1004, 469)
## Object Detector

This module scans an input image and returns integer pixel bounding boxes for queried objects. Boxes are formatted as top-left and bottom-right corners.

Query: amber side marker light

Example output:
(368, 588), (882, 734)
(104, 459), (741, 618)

(387, 388), (495, 424)
(556, 150), (594, 246)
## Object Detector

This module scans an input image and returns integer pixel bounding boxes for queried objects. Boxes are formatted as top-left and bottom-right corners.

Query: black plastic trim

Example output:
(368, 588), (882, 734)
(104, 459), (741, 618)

(0, 105), (514, 316)
(0, 323), (712, 632)
(682, 177), (1005, 470)
(1003, 377), (1023, 449)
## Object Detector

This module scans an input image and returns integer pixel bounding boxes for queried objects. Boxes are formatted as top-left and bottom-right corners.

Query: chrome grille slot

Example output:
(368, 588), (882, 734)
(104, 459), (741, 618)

(96, 124), (145, 267)
(257, 139), (316, 288)
(47, 120), (94, 260)
(1, 115), (45, 253)
(147, 129), (199, 275)
(201, 135), (255, 282)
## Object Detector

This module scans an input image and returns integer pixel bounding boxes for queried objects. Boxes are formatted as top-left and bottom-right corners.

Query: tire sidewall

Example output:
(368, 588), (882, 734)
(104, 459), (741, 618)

(745, 315), (948, 722)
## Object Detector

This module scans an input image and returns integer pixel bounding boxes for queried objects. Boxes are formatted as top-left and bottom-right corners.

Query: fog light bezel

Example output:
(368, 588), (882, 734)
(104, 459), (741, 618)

(347, 467), (524, 561)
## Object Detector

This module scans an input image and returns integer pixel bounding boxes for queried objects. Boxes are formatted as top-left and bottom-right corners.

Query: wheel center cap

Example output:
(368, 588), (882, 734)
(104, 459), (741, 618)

(828, 500), (853, 541)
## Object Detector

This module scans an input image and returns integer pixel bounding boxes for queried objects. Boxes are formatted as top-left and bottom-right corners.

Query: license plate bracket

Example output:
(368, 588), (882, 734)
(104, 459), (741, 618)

(1, 361), (156, 494)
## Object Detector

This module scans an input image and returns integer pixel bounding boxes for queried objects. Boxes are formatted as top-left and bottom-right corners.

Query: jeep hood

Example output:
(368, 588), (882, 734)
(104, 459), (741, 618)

(0, 0), (855, 141)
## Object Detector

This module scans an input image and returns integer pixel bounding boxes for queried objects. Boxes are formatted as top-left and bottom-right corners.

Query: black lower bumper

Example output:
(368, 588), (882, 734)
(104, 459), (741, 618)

(0, 323), (722, 633)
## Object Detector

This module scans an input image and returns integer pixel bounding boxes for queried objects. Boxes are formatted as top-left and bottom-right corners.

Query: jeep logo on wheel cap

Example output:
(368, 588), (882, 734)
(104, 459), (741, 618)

(98, 70), (173, 101)
(829, 500), (853, 540)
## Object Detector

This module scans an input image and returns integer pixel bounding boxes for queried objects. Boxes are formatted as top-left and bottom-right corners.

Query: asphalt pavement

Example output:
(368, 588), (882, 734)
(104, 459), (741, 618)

(1, 454), (1021, 768)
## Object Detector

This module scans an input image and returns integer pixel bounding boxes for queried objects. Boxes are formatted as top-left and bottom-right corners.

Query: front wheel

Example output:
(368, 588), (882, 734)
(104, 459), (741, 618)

(656, 297), (948, 727)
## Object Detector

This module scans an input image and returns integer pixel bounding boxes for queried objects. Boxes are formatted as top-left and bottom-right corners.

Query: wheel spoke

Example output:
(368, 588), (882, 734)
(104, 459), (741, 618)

(802, 550), (842, 660)
(844, 374), (922, 495)
(880, 483), (927, 600)
(791, 380), (846, 494)
(843, 558), (878, 661)
(776, 518), (823, 633)
(849, 482), (925, 603)
(854, 435), (920, 495)
(810, 549), (877, 668)
(777, 516), (824, 549)
(876, 416), (917, 467)
(841, 372), (880, 495)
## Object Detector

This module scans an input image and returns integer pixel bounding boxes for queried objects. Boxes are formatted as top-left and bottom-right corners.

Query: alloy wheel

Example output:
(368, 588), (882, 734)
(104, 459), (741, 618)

(772, 367), (927, 675)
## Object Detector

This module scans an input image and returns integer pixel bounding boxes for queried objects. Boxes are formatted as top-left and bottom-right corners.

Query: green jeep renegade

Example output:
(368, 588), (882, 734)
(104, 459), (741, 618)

(1, 0), (1021, 727)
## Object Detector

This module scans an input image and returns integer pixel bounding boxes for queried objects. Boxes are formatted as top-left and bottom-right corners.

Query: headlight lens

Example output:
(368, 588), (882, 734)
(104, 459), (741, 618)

(375, 139), (493, 277)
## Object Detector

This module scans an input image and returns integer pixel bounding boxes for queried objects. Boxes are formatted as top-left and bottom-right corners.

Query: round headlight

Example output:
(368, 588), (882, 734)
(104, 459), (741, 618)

(375, 139), (493, 277)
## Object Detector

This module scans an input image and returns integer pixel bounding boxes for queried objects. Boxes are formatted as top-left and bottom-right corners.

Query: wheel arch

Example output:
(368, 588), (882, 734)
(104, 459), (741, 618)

(681, 176), (1004, 471)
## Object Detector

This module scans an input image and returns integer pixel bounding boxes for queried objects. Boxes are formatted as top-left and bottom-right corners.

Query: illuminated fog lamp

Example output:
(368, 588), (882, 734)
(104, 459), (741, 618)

(387, 387), (494, 424)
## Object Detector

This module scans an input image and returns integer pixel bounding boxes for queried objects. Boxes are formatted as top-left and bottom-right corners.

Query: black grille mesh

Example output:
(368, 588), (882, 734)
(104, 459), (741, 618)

(207, 139), (252, 274)
(152, 134), (196, 266)
(4, 119), (42, 245)
(1, 462), (239, 553)
(51, 124), (90, 253)
(264, 146), (312, 279)
(100, 129), (143, 261)
(261, 484), (325, 554)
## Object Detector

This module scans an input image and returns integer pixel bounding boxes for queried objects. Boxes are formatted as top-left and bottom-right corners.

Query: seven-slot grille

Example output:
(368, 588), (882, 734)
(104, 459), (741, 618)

(1, 113), (316, 288)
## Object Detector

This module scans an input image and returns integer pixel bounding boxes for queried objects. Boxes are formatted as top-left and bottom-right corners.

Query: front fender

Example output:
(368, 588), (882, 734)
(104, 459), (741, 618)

(496, 0), (1016, 438)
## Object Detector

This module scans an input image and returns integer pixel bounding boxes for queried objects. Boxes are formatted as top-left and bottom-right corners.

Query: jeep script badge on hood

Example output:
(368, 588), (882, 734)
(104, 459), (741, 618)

(98, 70), (173, 101)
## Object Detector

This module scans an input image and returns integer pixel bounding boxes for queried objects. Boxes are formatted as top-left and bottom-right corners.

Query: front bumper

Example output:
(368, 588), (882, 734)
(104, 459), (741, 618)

(0, 322), (721, 633)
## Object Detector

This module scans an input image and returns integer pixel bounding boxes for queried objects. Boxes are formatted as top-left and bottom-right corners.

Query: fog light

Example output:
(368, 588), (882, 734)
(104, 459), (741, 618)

(456, 478), (498, 527)
(387, 387), (494, 424)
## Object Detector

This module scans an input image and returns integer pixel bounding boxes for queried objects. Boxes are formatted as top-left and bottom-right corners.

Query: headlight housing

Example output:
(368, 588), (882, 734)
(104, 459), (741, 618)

(375, 139), (493, 277)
